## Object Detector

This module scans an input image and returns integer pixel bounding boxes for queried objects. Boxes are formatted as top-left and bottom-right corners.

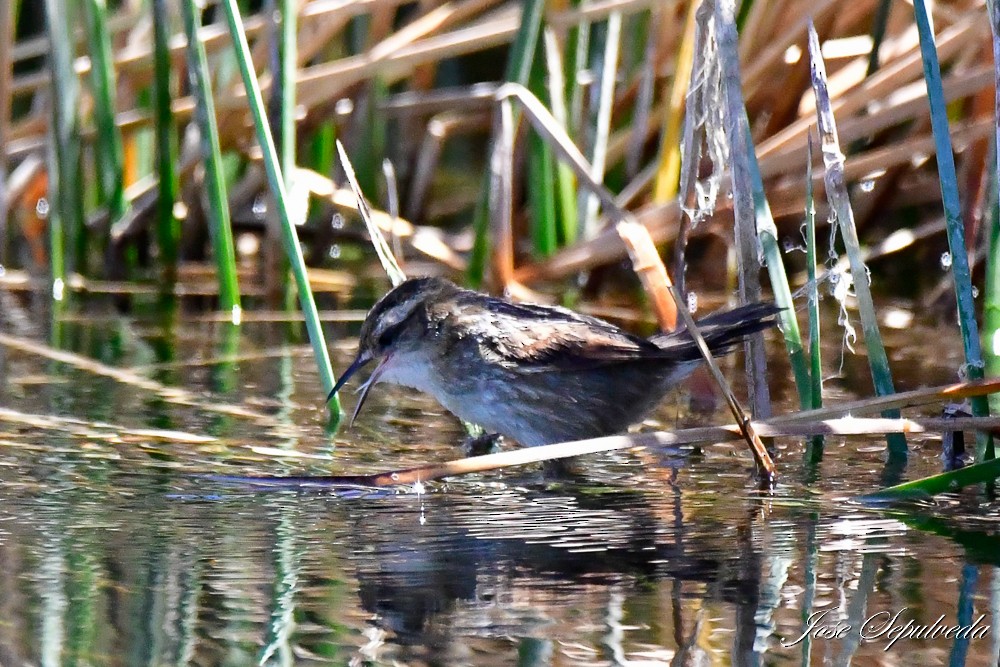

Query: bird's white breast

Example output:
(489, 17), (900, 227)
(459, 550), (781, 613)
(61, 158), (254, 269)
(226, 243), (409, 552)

(376, 349), (518, 437)
(376, 350), (439, 394)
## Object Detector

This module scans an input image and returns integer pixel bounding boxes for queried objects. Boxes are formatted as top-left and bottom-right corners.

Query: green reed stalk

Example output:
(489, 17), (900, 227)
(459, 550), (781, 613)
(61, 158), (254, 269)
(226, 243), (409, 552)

(258, 510), (300, 666)
(65, 547), (100, 664)
(983, 5), (1000, 412)
(527, 134), (557, 256)
(565, 2), (590, 139)
(354, 78), (388, 200)
(310, 123), (335, 176)
(913, 0), (993, 461)
(277, 0), (296, 183)
(578, 11), (621, 240)
(542, 28), (578, 246)
(985, 181), (1000, 413)
(468, 0), (544, 285)
(866, 0), (892, 75)
(804, 135), (824, 464)
(743, 119), (812, 409)
(805, 137), (822, 411)
(180, 0), (241, 315)
(807, 23), (906, 458)
(307, 121), (335, 245)
(151, 0), (180, 283)
(527, 36), (557, 257)
(265, 0), (298, 307)
(219, 0), (341, 417)
(983, 0), (1000, 414)
(82, 0), (127, 238)
(44, 0), (82, 292)
(735, 0), (755, 31)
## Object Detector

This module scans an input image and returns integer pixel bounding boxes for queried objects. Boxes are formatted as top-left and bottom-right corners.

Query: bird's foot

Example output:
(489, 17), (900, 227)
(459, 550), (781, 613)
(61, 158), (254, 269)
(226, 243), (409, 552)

(542, 457), (587, 479)
(462, 432), (504, 457)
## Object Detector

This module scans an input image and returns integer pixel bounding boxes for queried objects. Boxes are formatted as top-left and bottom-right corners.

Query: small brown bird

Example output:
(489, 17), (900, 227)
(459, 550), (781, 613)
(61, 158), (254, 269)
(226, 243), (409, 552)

(331, 277), (778, 447)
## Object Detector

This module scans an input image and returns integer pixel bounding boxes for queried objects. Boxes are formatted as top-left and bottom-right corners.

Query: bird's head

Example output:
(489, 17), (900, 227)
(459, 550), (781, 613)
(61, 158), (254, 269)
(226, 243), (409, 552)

(328, 276), (458, 424)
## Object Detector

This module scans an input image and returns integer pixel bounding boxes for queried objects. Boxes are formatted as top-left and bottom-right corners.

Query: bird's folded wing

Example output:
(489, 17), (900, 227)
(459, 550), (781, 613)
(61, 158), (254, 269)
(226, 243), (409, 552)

(466, 309), (663, 372)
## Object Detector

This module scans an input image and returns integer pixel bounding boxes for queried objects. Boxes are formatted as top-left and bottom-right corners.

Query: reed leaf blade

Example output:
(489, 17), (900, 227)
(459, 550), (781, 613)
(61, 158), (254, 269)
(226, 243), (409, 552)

(913, 0), (993, 461)
(151, 0), (180, 283)
(180, 0), (241, 314)
(218, 0), (341, 418)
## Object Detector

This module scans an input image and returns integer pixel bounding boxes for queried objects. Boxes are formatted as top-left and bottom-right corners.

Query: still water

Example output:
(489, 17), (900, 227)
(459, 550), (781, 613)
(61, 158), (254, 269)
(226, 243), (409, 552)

(0, 298), (998, 666)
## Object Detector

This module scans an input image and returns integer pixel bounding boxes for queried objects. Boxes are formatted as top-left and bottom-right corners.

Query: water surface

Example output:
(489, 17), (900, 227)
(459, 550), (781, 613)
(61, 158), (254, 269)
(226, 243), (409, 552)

(0, 301), (997, 665)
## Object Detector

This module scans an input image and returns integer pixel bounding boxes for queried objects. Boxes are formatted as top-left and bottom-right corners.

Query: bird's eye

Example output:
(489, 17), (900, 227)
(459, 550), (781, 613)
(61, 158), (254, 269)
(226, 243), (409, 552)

(376, 323), (400, 348)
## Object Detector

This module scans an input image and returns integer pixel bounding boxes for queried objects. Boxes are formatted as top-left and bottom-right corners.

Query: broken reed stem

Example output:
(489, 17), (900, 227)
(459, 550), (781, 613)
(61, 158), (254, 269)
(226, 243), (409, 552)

(652, 0), (698, 202)
(0, 331), (275, 422)
(616, 220), (775, 479)
(616, 221), (677, 331)
(580, 9), (621, 239)
(382, 159), (404, 264)
(775, 376), (1000, 424)
(489, 97), (516, 288)
(673, 0), (714, 296)
(336, 141), (407, 287)
(805, 134), (823, 411)
(492, 83), (774, 479)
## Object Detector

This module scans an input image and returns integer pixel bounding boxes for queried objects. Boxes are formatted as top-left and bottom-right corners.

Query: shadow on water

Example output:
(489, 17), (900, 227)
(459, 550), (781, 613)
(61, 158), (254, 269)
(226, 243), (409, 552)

(0, 300), (998, 665)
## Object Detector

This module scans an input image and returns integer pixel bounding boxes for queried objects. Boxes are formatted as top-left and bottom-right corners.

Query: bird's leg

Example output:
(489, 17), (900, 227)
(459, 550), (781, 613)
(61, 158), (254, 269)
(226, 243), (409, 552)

(462, 432), (504, 457)
(542, 457), (586, 479)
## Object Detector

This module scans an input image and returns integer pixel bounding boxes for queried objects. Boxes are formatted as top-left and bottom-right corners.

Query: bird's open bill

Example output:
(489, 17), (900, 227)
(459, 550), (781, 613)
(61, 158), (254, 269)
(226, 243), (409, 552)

(327, 351), (392, 426)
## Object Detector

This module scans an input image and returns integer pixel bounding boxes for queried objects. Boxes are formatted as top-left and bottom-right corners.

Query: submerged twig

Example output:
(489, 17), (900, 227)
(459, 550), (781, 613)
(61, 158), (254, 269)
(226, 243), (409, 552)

(229, 412), (1000, 490)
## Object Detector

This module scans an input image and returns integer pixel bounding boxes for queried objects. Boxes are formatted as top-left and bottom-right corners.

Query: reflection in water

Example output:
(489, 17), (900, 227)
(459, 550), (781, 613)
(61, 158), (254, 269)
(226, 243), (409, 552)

(0, 313), (997, 664)
(3, 471), (999, 665)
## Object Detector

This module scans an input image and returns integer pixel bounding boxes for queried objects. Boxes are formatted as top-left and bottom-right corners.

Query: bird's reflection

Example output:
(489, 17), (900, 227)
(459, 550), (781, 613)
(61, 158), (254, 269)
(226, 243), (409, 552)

(343, 479), (772, 663)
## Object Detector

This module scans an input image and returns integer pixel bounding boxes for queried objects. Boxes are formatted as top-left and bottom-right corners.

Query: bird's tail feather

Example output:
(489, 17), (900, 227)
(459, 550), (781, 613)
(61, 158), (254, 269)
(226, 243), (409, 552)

(649, 302), (781, 361)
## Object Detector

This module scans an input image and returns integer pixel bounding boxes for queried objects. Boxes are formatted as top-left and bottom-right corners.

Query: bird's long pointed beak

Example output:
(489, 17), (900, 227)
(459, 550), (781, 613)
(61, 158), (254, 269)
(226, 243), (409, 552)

(350, 354), (392, 426)
(327, 352), (373, 403)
